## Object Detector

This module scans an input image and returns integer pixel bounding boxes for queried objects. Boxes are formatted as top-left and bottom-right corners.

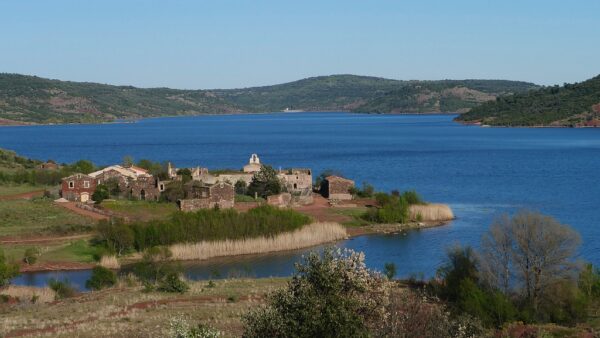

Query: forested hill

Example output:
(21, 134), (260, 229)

(0, 73), (537, 125)
(456, 75), (600, 127)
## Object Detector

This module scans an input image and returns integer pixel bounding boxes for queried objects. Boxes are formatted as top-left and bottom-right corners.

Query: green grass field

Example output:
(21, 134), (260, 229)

(101, 200), (178, 221)
(2, 239), (98, 264)
(0, 199), (95, 237)
(0, 184), (51, 197)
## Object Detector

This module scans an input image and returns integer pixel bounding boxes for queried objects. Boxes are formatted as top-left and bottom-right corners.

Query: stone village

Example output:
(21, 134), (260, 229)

(59, 154), (356, 211)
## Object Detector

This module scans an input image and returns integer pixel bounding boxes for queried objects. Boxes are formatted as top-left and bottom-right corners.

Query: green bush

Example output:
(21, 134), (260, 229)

(157, 272), (189, 293)
(0, 249), (19, 287)
(48, 278), (77, 299)
(23, 247), (40, 265)
(85, 266), (117, 290)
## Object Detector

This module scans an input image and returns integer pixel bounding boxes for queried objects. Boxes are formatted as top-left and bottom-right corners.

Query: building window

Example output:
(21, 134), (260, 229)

(202, 191), (207, 198)
(69, 181), (74, 189)
(83, 181), (90, 188)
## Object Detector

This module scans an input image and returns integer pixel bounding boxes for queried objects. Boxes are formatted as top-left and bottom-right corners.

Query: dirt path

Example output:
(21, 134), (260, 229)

(0, 233), (92, 245)
(56, 202), (109, 221)
(0, 189), (45, 201)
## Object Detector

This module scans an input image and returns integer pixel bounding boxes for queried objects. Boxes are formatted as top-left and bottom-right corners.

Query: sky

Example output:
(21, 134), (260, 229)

(0, 0), (598, 89)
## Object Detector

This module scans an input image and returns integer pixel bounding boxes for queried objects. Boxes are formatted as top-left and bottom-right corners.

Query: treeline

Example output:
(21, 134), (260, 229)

(0, 159), (96, 186)
(97, 205), (312, 253)
(457, 74), (600, 126)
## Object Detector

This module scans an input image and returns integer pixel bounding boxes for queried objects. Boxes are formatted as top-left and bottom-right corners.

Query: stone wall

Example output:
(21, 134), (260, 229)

(323, 176), (355, 200)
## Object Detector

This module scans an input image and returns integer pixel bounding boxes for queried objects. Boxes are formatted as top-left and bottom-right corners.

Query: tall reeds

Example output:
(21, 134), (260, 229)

(0, 285), (55, 303)
(99, 255), (120, 269)
(409, 204), (454, 222)
(169, 222), (347, 261)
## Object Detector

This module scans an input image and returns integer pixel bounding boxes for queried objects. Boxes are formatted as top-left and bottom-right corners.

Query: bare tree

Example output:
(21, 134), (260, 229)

(509, 210), (580, 310)
(480, 214), (513, 294)
(479, 210), (581, 312)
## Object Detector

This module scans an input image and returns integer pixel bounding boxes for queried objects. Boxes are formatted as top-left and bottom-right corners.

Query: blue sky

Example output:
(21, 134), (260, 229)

(1, 0), (598, 89)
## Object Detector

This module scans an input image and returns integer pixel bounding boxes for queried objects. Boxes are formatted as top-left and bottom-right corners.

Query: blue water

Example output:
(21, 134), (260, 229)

(3, 113), (600, 290)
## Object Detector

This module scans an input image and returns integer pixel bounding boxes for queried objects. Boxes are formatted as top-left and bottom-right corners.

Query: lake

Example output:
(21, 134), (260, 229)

(2, 112), (599, 290)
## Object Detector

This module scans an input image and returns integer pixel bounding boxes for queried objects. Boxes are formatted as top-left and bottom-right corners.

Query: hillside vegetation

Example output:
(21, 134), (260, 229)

(0, 73), (537, 124)
(456, 74), (600, 126)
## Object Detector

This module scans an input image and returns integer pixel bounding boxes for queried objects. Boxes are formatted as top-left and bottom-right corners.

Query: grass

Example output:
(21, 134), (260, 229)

(169, 222), (347, 261)
(0, 184), (51, 197)
(234, 194), (265, 203)
(101, 200), (178, 221)
(408, 204), (454, 222)
(0, 278), (288, 337)
(2, 239), (98, 264)
(0, 199), (95, 237)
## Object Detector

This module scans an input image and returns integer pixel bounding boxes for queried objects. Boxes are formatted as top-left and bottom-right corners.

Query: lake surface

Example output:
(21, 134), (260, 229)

(3, 112), (600, 290)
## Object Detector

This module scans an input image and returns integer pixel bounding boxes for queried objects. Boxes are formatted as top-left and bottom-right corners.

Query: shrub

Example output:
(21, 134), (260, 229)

(243, 248), (388, 338)
(247, 165), (281, 199)
(157, 272), (189, 293)
(85, 266), (117, 290)
(363, 192), (409, 224)
(23, 247), (40, 265)
(168, 316), (221, 338)
(48, 278), (76, 299)
(0, 249), (20, 287)
(402, 190), (423, 205)
(92, 184), (110, 204)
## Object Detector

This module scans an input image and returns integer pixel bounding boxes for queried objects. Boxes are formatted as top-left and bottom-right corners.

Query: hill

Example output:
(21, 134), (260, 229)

(0, 73), (537, 125)
(456, 74), (600, 127)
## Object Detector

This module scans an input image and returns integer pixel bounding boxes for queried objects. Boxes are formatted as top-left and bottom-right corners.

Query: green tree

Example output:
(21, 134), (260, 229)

(0, 249), (20, 287)
(85, 266), (117, 290)
(97, 219), (134, 256)
(234, 179), (247, 195)
(383, 262), (397, 280)
(247, 165), (281, 199)
(92, 184), (110, 204)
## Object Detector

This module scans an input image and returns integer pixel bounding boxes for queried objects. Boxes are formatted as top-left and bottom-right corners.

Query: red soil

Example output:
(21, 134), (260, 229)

(0, 190), (45, 201)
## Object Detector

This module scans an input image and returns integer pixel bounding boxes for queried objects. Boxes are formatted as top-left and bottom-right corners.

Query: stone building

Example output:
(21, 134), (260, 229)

(278, 168), (312, 193)
(321, 175), (355, 200)
(129, 175), (160, 201)
(178, 181), (235, 211)
(38, 160), (59, 170)
(60, 173), (97, 202)
(243, 153), (262, 173)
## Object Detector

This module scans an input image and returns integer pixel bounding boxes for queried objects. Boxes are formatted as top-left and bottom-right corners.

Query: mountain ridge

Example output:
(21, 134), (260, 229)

(0, 73), (538, 125)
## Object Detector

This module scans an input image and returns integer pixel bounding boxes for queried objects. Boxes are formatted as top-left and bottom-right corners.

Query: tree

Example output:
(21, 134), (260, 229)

(436, 246), (479, 303)
(0, 249), (20, 287)
(383, 262), (397, 280)
(478, 210), (582, 316)
(234, 179), (247, 195)
(104, 177), (122, 197)
(97, 219), (134, 256)
(85, 266), (117, 290)
(70, 159), (95, 174)
(92, 184), (110, 204)
(246, 165), (281, 199)
(509, 211), (580, 311)
(243, 248), (387, 338)
(122, 155), (134, 167)
(480, 214), (513, 294)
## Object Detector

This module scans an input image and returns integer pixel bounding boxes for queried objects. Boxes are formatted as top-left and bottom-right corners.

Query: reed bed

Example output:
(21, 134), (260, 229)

(169, 222), (347, 261)
(409, 204), (454, 222)
(99, 255), (120, 269)
(0, 285), (55, 303)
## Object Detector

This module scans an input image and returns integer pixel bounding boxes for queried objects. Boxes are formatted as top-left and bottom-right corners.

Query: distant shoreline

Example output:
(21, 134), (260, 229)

(0, 111), (459, 128)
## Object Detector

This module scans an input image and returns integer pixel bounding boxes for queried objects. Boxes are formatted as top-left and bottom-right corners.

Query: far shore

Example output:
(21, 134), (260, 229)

(0, 111), (460, 128)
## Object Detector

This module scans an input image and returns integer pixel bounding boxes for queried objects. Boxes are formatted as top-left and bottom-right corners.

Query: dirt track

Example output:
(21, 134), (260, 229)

(0, 189), (45, 201)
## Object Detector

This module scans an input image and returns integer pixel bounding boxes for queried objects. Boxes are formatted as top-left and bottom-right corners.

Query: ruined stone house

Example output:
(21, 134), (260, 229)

(178, 181), (235, 211)
(321, 175), (355, 200)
